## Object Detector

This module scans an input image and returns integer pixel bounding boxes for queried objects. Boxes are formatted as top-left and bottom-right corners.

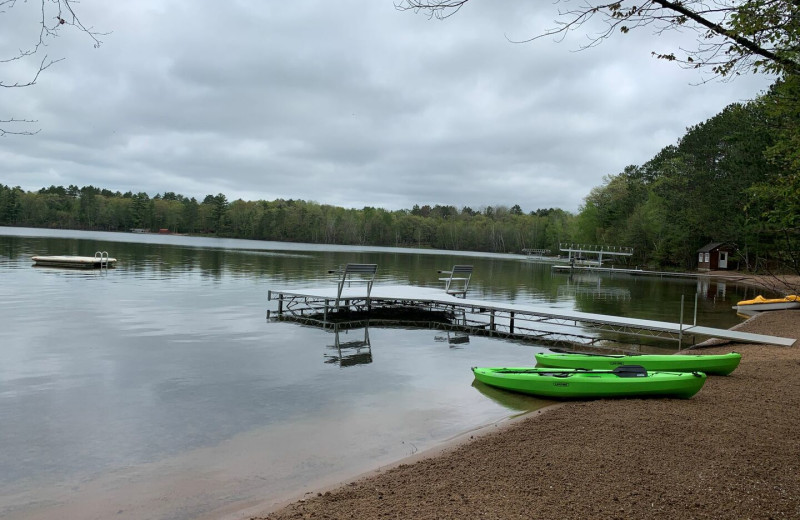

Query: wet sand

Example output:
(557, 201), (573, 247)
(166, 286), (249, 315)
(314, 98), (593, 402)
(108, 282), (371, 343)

(254, 308), (800, 519)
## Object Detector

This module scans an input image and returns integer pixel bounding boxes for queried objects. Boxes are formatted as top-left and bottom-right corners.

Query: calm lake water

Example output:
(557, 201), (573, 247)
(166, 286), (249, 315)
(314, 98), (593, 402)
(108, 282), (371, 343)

(0, 227), (754, 519)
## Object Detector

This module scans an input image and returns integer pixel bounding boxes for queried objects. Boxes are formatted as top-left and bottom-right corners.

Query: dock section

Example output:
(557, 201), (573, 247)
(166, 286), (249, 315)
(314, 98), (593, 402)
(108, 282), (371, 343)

(267, 284), (796, 349)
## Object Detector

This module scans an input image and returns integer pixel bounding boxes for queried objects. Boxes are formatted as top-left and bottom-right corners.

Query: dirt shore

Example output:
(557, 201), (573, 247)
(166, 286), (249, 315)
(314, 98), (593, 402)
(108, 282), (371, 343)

(255, 307), (800, 520)
(705, 270), (800, 294)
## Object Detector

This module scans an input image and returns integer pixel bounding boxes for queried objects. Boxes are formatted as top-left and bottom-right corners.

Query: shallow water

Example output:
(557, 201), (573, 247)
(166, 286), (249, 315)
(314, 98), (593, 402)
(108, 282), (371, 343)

(0, 227), (752, 519)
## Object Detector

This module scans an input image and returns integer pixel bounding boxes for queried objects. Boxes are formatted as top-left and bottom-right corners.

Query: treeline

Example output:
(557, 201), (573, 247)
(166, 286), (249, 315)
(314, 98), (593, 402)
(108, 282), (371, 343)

(1, 79), (797, 271)
(573, 77), (799, 272)
(0, 184), (573, 254)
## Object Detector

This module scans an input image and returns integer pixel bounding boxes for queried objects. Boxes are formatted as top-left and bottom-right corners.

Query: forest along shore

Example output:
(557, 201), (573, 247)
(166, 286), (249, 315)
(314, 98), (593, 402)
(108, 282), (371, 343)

(255, 309), (800, 520)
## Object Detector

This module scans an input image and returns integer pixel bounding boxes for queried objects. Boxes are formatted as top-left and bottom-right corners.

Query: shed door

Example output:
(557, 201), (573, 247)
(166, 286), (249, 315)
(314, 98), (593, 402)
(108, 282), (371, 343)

(719, 251), (728, 269)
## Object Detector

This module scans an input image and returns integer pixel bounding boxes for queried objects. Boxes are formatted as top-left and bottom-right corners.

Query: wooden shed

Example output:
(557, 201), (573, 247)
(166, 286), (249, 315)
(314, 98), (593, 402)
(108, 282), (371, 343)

(697, 242), (736, 271)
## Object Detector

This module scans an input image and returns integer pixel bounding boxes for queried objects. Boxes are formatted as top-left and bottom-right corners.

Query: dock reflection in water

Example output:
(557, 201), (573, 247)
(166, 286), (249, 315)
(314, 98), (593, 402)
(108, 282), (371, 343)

(435, 331), (471, 347)
(324, 327), (373, 367)
(557, 273), (632, 302)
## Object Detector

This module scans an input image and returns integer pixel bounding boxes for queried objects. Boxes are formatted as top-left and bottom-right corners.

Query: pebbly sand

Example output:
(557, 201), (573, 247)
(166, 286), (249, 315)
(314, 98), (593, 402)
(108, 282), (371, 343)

(254, 306), (800, 519)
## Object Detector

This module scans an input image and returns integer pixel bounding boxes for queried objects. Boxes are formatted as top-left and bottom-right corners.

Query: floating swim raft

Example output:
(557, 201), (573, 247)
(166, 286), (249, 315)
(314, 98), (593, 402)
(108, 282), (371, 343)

(32, 252), (116, 269)
(535, 351), (741, 376)
(472, 366), (707, 399)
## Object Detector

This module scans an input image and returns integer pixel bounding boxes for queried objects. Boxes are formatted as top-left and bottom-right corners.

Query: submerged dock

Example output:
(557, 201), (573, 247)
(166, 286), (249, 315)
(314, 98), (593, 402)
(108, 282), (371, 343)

(267, 284), (796, 349)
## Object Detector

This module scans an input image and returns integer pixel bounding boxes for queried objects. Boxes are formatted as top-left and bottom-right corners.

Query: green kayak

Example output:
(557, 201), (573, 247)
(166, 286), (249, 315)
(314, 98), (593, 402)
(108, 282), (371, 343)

(472, 366), (707, 399)
(534, 351), (741, 376)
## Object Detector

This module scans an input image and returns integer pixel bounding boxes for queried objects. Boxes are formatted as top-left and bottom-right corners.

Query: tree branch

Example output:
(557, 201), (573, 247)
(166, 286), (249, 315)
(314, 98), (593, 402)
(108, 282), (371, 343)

(395, 1), (469, 19)
(0, 55), (63, 88)
(0, 118), (40, 136)
(397, 0), (800, 77)
(1, 0), (106, 135)
(651, 0), (800, 75)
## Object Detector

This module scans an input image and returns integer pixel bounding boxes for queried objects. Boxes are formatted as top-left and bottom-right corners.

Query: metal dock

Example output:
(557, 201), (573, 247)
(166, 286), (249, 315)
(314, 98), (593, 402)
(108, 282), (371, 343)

(267, 284), (796, 349)
(551, 265), (718, 279)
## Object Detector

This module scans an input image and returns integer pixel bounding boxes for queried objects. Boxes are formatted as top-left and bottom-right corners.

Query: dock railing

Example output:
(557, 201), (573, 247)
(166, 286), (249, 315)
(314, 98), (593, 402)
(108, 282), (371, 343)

(437, 265), (473, 298)
(328, 263), (378, 307)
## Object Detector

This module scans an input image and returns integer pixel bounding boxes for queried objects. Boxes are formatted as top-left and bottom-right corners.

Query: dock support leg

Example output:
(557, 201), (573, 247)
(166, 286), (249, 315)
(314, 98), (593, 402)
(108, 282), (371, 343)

(324, 299), (329, 324)
(278, 294), (284, 316)
(490, 311), (495, 333)
(678, 295), (685, 350)
(266, 291), (273, 320)
(509, 312), (515, 334)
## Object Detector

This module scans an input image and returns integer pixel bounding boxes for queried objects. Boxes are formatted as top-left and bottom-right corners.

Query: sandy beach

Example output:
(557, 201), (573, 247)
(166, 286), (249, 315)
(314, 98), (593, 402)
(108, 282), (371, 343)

(254, 304), (800, 519)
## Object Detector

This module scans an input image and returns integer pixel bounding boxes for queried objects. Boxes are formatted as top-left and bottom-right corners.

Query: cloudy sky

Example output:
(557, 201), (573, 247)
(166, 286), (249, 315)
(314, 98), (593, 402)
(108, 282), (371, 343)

(0, 1), (774, 213)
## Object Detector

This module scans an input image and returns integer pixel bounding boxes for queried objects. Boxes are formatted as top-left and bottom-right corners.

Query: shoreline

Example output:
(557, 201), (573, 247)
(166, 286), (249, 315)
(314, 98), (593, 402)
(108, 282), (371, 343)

(225, 404), (565, 520)
(253, 308), (800, 519)
(705, 270), (800, 295)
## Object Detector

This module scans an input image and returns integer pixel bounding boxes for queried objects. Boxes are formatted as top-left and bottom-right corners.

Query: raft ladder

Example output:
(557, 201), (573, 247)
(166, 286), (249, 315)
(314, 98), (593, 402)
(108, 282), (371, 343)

(94, 251), (111, 269)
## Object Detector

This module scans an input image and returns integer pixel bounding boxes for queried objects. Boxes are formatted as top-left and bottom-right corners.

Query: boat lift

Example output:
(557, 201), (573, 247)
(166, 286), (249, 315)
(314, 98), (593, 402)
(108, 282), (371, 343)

(559, 243), (633, 267)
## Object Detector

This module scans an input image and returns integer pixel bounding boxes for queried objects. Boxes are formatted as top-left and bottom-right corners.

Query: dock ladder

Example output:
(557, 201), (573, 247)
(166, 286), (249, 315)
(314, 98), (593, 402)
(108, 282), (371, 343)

(94, 251), (111, 269)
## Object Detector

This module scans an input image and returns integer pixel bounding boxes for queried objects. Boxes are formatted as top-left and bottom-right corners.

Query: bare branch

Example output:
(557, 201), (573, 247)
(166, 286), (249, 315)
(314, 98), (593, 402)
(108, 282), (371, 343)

(397, 0), (800, 77)
(1, 0), (106, 135)
(0, 118), (41, 137)
(0, 55), (63, 87)
(395, 1), (469, 20)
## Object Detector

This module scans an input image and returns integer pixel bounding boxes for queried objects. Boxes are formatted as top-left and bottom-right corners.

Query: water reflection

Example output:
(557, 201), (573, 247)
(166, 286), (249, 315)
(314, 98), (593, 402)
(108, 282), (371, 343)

(557, 273), (632, 302)
(324, 327), (373, 367)
(470, 380), (555, 414)
(697, 277), (727, 300)
(31, 264), (114, 278)
(434, 331), (471, 347)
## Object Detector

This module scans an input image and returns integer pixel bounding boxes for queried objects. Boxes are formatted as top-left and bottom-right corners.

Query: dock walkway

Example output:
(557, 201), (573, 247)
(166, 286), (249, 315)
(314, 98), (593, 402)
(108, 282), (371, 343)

(267, 284), (795, 349)
(551, 265), (713, 278)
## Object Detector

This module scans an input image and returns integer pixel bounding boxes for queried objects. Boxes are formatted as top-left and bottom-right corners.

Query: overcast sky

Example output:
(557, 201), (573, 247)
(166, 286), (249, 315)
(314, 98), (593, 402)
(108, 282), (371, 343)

(0, 1), (774, 213)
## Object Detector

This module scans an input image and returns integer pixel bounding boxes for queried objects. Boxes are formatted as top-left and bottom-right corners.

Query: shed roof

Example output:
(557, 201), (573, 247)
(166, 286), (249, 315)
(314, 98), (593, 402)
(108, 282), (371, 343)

(697, 242), (734, 253)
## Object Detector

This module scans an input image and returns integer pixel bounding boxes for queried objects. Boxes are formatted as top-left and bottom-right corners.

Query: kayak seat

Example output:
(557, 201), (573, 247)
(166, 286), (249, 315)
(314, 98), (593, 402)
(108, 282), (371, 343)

(612, 365), (648, 378)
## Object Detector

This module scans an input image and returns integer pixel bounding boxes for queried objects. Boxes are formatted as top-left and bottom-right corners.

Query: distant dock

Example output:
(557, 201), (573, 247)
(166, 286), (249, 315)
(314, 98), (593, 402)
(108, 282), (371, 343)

(267, 284), (795, 349)
(551, 265), (723, 280)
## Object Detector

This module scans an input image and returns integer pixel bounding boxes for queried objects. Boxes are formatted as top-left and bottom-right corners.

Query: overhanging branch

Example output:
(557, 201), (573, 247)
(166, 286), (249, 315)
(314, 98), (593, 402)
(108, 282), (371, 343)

(651, 0), (800, 74)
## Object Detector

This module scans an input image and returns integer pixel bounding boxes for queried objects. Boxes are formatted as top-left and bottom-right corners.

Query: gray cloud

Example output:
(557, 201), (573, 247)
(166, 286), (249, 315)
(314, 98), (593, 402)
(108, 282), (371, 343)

(0, 0), (773, 213)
